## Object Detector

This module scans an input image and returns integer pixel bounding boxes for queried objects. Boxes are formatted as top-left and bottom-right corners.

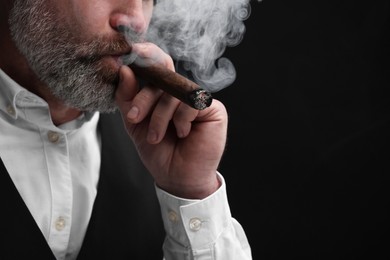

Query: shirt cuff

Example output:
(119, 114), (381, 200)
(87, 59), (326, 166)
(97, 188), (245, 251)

(155, 172), (232, 249)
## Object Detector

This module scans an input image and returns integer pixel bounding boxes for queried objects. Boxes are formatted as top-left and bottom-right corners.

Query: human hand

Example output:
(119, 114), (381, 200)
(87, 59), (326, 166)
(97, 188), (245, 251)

(115, 43), (228, 199)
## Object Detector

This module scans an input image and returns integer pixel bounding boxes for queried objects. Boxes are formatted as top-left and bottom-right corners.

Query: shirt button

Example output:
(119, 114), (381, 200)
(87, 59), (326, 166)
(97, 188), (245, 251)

(189, 218), (202, 231)
(168, 210), (178, 223)
(47, 131), (60, 143)
(6, 105), (16, 116)
(55, 217), (66, 231)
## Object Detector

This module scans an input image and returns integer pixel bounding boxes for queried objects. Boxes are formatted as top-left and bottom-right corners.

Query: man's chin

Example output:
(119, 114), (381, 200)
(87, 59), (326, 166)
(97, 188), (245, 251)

(100, 55), (123, 72)
(95, 58), (121, 85)
(72, 98), (118, 114)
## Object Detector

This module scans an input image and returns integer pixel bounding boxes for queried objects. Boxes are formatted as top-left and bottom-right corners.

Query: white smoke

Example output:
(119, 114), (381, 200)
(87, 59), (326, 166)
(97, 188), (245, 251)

(146, 0), (252, 92)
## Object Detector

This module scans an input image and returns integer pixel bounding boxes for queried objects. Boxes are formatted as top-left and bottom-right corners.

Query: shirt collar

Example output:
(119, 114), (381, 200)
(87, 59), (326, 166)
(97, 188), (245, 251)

(0, 68), (31, 120)
(0, 68), (97, 131)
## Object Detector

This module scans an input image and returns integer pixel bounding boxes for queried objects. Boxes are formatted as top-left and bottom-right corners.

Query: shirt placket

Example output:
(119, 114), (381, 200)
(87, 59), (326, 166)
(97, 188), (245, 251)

(43, 128), (73, 260)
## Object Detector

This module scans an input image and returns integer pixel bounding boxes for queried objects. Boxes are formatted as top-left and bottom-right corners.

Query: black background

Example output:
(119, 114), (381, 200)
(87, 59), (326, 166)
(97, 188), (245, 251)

(214, 0), (390, 259)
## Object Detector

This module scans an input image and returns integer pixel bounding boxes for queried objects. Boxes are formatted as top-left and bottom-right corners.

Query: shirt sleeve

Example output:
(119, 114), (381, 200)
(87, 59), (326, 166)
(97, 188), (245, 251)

(155, 172), (252, 260)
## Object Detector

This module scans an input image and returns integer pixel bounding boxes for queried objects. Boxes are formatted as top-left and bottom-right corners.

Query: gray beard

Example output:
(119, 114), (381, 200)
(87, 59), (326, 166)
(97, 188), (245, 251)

(8, 0), (121, 113)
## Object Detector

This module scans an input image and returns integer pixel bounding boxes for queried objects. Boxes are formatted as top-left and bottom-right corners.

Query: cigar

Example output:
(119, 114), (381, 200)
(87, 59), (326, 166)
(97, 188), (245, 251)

(118, 26), (212, 110)
(128, 62), (213, 110)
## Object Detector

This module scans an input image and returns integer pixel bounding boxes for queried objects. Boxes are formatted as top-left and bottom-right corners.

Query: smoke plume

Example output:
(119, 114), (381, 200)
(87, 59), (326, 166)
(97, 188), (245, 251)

(146, 0), (252, 92)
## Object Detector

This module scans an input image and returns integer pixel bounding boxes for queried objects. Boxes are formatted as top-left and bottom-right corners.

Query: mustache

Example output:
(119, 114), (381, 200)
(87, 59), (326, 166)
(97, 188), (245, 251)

(73, 33), (136, 60)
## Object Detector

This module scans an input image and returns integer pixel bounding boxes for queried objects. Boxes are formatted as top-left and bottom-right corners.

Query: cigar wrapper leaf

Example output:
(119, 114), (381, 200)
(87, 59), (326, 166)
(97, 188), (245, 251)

(128, 62), (213, 110)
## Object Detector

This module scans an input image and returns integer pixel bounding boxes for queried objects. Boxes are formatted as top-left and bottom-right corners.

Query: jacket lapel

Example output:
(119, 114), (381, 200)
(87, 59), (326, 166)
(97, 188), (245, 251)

(77, 112), (165, 259)
(0, 159), (56, 259)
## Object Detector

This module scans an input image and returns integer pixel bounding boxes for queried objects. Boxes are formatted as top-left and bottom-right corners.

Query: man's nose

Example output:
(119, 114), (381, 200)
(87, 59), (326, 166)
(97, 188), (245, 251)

(109, 1), (147, 35)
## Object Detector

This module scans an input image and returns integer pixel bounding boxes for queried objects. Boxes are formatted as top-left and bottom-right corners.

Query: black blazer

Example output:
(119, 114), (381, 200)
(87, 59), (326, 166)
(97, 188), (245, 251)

(0, 112), (165, 259)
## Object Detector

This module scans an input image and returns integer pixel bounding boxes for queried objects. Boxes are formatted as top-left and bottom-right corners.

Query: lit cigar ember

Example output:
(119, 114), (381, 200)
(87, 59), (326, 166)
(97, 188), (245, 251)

(118, 25), (212, 110)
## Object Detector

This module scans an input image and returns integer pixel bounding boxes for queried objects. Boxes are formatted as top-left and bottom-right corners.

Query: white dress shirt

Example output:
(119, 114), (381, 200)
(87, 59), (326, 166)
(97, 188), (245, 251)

(0, 69), (252, 260)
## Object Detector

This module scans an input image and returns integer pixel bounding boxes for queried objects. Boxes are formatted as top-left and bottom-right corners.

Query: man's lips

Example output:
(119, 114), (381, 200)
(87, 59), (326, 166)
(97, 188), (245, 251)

(105, 47), (133, 66)
(100, 49), (132, 68)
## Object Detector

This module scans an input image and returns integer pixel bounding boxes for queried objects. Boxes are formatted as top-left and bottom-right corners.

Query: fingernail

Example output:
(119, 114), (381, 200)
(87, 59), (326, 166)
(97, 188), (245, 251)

(147, 129), (158, 143)
(177, 129), (185, 138)
(127, 106), (139, 121)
